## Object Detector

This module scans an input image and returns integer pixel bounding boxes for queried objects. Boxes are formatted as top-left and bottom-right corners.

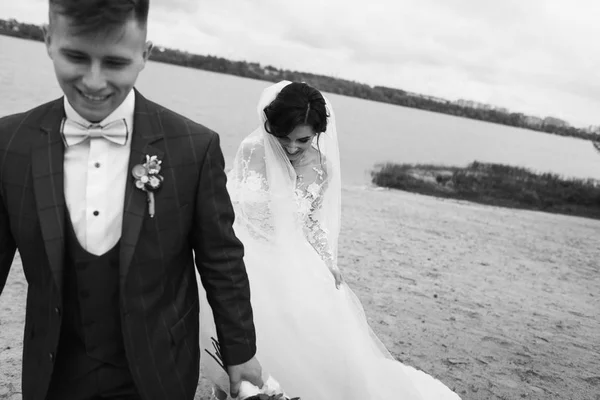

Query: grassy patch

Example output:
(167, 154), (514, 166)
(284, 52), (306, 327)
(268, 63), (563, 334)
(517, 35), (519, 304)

(371, 161), (600, 219)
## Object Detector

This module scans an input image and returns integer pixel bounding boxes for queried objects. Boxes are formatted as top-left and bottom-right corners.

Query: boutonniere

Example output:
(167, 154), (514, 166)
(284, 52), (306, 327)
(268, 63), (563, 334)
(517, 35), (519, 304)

(132, 155), (164, 218)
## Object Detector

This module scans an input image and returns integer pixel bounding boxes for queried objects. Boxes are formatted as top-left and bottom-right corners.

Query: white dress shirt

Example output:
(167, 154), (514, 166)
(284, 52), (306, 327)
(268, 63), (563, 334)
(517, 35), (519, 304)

(63, 90), (134, 255)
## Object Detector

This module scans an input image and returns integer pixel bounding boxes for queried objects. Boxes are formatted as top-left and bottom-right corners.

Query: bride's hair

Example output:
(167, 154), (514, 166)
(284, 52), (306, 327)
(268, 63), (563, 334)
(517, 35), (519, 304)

(263, 82), (329, 138)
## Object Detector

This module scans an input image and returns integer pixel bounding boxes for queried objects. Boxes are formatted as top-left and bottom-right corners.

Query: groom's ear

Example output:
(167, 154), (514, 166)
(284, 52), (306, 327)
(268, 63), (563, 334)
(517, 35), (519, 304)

(42, 23), (53, 58)
(143, 40), (154, 62)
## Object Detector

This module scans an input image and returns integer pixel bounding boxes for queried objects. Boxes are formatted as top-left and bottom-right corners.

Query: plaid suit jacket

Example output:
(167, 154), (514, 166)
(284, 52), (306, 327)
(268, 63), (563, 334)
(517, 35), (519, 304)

(0, 90), (256, 400)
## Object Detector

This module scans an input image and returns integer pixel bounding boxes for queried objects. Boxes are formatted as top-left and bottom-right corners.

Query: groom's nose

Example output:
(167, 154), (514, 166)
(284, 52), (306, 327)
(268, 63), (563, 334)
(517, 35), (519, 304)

(81, 63), (108, 91)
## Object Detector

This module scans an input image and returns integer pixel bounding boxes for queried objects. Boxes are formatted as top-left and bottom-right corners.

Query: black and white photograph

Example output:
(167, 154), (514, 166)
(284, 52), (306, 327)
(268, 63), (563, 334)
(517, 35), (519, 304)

(0, 1), (599, 399)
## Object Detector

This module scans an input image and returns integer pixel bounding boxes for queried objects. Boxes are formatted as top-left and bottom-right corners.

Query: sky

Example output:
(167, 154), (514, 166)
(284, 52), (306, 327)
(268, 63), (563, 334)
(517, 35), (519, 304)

(1, 0), (598, 128)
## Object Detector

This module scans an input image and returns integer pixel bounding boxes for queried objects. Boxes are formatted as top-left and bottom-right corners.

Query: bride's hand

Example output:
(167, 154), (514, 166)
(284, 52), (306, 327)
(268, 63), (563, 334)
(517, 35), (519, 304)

(331, 268), (343, 289)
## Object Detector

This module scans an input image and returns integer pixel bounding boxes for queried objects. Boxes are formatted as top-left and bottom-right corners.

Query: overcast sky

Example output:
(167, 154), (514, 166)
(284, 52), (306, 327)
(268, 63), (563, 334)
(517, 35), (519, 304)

(1, 0), (598, 127)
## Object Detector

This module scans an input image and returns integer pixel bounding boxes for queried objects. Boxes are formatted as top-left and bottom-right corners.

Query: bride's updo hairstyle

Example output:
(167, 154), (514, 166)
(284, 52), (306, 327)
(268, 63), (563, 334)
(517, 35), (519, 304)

(263, 82), (329, 138)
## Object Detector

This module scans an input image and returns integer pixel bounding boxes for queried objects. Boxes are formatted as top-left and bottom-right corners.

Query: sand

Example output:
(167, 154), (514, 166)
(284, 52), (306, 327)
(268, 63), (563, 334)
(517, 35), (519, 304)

(1, 187), (599, 400)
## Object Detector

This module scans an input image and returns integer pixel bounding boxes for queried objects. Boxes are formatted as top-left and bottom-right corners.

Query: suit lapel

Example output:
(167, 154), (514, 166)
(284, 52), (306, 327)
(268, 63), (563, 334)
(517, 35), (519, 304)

(120, 90), (165, 287)
(32, 99), (66, 293)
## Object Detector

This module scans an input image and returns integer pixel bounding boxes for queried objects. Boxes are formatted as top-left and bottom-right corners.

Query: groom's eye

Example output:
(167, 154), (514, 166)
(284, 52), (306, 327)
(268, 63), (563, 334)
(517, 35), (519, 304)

(105, 60), (128, 68)
(63, 51), (87, 62)
(104, 57), (131, 68)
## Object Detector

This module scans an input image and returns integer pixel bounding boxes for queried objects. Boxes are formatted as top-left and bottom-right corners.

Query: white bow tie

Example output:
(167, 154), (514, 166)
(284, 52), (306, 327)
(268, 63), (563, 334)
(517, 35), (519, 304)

(61, 118), (129, 147)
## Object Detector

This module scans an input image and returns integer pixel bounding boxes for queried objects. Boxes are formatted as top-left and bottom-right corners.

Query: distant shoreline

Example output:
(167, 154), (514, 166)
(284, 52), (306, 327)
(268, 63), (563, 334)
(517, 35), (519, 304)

(1, 18), (597, 142)
(371, 161), (600, 220)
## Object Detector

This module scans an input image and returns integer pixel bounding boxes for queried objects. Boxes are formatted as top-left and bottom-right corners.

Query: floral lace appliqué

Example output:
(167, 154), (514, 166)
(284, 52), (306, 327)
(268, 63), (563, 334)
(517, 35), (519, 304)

(295, 166), (334, 268)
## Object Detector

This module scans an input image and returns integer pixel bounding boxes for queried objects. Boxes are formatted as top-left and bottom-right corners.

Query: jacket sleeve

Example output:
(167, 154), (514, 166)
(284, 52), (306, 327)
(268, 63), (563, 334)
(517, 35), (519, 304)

(0, 178), (17, 295)
(192, 132), (256, 366)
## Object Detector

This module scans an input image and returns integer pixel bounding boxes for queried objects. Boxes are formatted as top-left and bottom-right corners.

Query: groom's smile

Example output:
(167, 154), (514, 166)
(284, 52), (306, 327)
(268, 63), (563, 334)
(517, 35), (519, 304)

(76, 88), (113, 107)
(44, 12), (153, 122)
(78, 89), (112, 103)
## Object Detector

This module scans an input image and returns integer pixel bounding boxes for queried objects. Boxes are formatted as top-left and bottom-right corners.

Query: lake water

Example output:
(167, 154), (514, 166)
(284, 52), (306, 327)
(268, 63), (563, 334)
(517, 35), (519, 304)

(2, 35), (600, 185)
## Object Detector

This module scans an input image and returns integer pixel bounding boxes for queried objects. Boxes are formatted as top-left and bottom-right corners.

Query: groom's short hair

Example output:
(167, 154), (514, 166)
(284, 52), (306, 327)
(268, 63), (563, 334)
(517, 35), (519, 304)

(49, 0), (150, 34)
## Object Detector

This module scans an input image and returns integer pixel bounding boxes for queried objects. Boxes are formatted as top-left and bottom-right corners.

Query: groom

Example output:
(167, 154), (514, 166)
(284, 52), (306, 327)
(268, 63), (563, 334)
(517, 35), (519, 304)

(0, 0), (262, 399)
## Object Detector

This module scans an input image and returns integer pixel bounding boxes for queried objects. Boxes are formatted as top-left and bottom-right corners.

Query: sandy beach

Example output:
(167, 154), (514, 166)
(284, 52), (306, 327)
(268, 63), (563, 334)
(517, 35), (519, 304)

(1, 187), (599, 400)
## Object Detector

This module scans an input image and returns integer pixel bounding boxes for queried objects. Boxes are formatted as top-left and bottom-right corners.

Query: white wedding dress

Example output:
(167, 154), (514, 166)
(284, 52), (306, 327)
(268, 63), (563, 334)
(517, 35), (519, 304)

(197, 81), (461, 400)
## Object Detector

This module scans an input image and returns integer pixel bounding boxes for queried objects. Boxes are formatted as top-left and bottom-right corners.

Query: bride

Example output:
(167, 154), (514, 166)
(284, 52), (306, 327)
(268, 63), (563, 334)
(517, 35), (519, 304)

(197, 81), (461, 399)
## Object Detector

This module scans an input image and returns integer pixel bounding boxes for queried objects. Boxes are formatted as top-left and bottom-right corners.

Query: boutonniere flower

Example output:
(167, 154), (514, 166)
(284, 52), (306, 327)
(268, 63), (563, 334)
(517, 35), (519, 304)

(132, 155), (164, 218)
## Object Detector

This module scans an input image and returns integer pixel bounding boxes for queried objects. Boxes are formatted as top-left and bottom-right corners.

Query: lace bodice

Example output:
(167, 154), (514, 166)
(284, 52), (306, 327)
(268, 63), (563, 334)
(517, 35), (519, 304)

(230, 142), (334, 268)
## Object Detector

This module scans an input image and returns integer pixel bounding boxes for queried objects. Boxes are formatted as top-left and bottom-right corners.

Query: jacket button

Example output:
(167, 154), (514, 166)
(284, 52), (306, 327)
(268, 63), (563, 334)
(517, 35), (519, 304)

(54, 307), (61, 315)
(49, 352), (55, 362)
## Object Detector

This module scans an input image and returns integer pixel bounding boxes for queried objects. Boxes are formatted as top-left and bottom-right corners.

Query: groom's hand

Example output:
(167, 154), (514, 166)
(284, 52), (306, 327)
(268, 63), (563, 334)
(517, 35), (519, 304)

(227, 356), (263, 398)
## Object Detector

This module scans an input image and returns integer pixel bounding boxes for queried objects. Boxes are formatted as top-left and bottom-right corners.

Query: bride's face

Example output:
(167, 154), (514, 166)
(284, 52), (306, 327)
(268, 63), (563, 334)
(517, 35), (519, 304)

(277, 124), (316, 163)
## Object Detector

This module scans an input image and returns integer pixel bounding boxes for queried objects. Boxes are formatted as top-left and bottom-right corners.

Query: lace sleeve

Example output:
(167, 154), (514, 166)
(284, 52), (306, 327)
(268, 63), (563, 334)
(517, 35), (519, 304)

(229, 137), (275, 241)
(302, 168), (338, 272)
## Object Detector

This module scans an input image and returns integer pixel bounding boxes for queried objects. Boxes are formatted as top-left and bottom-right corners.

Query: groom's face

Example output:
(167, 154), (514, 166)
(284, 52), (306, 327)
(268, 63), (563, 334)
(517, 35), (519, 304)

(44, 13), (152, 122)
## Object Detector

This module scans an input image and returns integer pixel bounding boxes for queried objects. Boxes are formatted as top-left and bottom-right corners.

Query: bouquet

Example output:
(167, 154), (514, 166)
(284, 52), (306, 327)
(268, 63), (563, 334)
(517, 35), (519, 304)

(238, 377), (300, 400)
(205, 337), (300, 400)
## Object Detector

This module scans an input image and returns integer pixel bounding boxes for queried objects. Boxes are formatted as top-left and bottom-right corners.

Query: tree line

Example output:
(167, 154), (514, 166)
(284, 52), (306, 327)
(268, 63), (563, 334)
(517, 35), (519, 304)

(1, 18), (595, 141)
